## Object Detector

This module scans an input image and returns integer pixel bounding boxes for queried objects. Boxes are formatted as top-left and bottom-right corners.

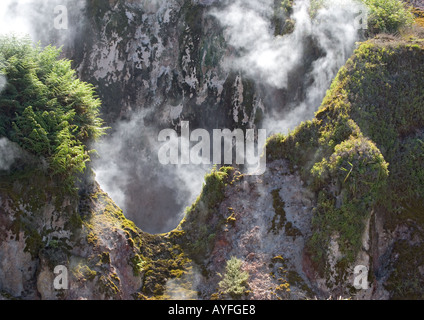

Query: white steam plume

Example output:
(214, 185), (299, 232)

(93, 110), (210, 234)
(0, 0), (35, 37)
(0, 0), (85, 46)
(164, 266), (202, 300)
(212, 0), (302, 89)
(213, 0), (367, 134)
(0, 138), (22, 171)
(0, 75), (6, 93)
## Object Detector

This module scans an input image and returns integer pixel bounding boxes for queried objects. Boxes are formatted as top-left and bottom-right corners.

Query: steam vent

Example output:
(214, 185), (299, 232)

(0, 0), (424, 305)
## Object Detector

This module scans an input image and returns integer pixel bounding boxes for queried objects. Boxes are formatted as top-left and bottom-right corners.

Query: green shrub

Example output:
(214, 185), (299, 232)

(364, 0), (414, 34)
(311, 136), (389, 199)
(218, 257), (249, 299)
(0, 36), (107, 188)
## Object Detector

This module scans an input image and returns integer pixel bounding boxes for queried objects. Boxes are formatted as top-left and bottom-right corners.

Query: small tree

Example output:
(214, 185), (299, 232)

(218, 257), (249, 299)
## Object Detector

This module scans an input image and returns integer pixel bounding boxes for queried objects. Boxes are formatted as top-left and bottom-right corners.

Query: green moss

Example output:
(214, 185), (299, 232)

(286, 270), (312, 296)
(385, 240), (424, 299)
(68, 213), (83, 231)
(0, 168), (80, 259)
(226, 208), (237, 226)
(86, 232), (99, 246)
(100, 252), (111, 264)
(272, 255), (286, 265)
(269, 254), (314, 298)
(99, 273), (121, 298)
(273, 0), (295, 36)
(413, 7), (424, 27)
(266, 38), (424, 276)
(129, 254), (146, 276)
(269, 189), (302, 237)
(130, 230), (194, 299)
(24, 229), (43, 258)
(72, 264), (97, 282)
(285, 222), (302, 237)
(270, 189), (287, 234)
(81, 189), (142, 244)
(178, 166), (234, 264)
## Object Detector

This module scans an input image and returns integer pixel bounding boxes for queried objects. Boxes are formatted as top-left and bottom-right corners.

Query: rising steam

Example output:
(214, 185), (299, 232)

(0, 0), (368, 234)
(0, 138), (23, 171)
(213, 0), (366, 134)
(93, 110), (210, 234)
(0, 0), (85, 47)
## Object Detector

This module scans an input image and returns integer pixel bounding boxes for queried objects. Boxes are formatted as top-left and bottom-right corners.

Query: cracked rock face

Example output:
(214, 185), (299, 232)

(194, 160), (316, 299)
(67, 0), (236, 127)
(0, 231), (37, 298)
(0, 180), (144, 300)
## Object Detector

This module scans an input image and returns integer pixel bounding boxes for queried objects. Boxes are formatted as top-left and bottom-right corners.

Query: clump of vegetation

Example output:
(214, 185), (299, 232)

(308, 0), (414, 36)
(269, 189), (302, 237)
(133, 235), (194, 300)
(281, 0), (295, 16)
(364, 0), (415, 34)
(217, 257), (249, 299)
(0, 36), (107, 190)
(177, 166), (235, 263)
(309, 136), (388, 263)
(266, 38), (424, 288)
(226, 207), (237, 226)
(270, 189), (287, 234)
(385, 240), (424, 299)
(337, 42), (424, 219)
(412, 7), (424, 28)
(269, 255), (314, 299)
(273, 0), (295, 36)
(98, 273), (121, 298)
(72, 263), (97, 282)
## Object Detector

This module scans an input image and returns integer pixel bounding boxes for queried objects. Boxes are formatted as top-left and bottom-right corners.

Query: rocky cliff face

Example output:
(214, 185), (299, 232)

(1, 0), (423, 300)
(55, 0), (355, 233)
(0, 169), (143, 299)
(66, 0), (245, 126)
(62, 0), (265, 232)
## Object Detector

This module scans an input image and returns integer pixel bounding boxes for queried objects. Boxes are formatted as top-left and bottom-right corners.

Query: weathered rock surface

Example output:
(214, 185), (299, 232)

(1, 0), (423, 300)
(0, 178), (144, 300)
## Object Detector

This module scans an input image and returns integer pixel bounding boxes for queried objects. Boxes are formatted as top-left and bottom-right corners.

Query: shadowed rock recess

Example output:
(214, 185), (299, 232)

(0, 0), (424, 300)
